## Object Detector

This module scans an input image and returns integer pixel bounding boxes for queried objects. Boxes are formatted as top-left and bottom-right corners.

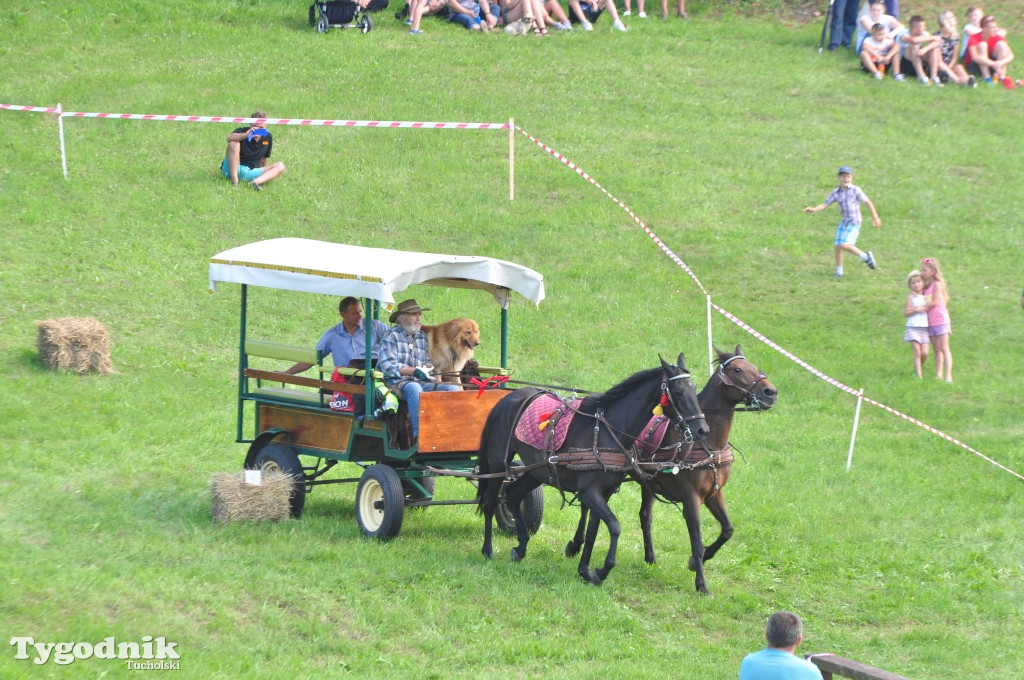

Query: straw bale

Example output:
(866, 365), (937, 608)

(36, 317), (114, 375)
(210, 471), (295, 523)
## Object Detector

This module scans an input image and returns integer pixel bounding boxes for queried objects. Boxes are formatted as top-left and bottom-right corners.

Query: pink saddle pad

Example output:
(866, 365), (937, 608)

(514, 394), (582, 451)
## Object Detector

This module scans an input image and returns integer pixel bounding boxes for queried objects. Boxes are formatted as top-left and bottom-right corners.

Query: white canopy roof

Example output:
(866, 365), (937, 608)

(209, 238), (545, 308)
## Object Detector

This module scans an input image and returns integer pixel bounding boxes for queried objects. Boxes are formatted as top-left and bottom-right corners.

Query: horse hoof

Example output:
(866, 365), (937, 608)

(510, 547), (524, 563)
(687, 556), (698, 572)
(696, 584), (710, 595)
(565, 541), (581, 558)
(482, 548), (493, 560)
(588, 570), (605, 586)
(645, 554), (657, 565)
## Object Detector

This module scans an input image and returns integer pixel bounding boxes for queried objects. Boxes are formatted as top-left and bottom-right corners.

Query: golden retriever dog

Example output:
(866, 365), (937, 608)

(422, 318), (480, 387)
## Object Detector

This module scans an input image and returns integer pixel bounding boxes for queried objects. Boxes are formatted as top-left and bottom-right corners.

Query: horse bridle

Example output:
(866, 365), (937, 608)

(716, 355), (770, 411)
(662, 370), (704, 443)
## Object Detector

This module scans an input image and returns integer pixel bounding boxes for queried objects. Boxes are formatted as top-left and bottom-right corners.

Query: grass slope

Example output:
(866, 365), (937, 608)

(1, 2), (1022, 678)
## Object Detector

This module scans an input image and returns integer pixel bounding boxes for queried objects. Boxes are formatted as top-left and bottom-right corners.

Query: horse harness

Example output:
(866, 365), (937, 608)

(715, 355), (771, 411)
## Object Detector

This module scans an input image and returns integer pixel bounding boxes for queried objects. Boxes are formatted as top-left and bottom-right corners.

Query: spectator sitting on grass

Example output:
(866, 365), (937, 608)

(895, 15), (941, 85)
(931, 11), (974, 87)
(739, 611), (824, 680)
(860, 24), (901, 80)
(448, 0), (500, 30)
(964, 15), (1015, 85)
(959, 6), (1005, 59)
(856, 1), (902, 53)
(567, 0), (627, 32)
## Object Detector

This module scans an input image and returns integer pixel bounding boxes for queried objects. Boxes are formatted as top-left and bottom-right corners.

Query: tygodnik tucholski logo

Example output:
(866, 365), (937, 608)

(10, 636), (180, 669)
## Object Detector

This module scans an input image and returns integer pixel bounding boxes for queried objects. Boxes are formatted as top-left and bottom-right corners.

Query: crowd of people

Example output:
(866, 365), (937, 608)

(392, 0), (689, 34)
(827, 2), (1018, 88)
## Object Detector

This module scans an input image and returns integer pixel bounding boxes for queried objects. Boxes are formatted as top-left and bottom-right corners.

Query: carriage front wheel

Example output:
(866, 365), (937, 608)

(495, 481), (544, 536)
(356, 465), (405, 539)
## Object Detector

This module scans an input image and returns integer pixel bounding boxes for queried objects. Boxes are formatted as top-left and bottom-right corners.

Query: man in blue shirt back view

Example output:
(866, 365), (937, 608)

(739, 611), (823, 680)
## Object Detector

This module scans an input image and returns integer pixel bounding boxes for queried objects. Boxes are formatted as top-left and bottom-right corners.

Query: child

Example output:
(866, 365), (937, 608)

(932, 11), (974, 86)
(903, 270), (930, 378)
(895, 15), (941, 84)
(857, 1), (902, 53)
(804, 166), (882, 278)
(861, 23), (902, 79)
(920, 257), (953, 382)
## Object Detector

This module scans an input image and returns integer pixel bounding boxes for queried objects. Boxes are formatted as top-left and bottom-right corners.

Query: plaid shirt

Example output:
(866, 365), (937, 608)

(824, 184), (869, 225)
(378, 325), (431, 385)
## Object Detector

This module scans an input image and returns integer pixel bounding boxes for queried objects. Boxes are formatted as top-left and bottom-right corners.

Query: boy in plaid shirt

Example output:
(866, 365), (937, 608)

(804, 166), (882, 278)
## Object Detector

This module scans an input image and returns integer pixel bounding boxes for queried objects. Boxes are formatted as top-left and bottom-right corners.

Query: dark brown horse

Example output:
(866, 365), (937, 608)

(476, 354), (709, 585)
(566, 345), (776, 593)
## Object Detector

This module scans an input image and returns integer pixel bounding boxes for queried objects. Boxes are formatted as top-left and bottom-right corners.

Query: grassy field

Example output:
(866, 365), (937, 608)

(2, 1), (1023, 678)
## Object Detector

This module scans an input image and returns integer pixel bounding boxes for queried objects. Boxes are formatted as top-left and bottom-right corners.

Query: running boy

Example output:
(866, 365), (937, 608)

(804, 166), (881, 278)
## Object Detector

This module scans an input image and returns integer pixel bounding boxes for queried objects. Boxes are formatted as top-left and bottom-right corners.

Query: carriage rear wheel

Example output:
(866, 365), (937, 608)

(356, 465), (405, 539)
(495, 475), (544, 536)
(317, 14), (330, 32)
(361, 15), (372, 33)
(248, 442), (306, 519)
(308, 4), (316, 25)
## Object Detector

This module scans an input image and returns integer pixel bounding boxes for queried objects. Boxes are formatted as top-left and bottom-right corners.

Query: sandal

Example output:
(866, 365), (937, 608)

(532, 25), (548, 35)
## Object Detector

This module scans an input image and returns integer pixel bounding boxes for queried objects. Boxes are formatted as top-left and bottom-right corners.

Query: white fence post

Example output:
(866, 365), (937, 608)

(706, 294), (714, 377)
(57, 103), (68, 180)
(846, 388), (864, 471)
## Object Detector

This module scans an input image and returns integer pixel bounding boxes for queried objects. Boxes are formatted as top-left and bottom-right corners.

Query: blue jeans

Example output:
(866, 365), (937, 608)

(828, 0), (860, 48)
(398, 381), (459, 437)
(449, 5), (498, 28)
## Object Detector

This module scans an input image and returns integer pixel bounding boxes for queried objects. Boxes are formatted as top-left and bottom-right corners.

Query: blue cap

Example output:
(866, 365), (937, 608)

(247, 127), (269, 142)
(838, 166), (853, 175)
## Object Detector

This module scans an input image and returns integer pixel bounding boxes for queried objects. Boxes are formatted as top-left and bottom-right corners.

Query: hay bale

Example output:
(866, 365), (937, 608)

(210, 470), (295, 523)
(36, 317), (113, 375)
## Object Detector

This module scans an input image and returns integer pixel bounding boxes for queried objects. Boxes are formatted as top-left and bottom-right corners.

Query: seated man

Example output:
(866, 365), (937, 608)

(567, 0), (627, 32)
(895, 16), (941, 85)
(284, 296), (389, 375)
(377, 299), (460, 445)
(964, 15), (1015, 85)
(220, 110), (285, 191)
(860, 23), (901, 80)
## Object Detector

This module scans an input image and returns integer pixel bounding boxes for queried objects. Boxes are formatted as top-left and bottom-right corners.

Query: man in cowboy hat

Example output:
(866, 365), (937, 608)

(377, 299), (460, 446)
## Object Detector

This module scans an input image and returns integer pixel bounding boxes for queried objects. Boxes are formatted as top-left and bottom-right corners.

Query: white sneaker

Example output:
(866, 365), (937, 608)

(894, 73), (905, 82)
(623, 9), (631, 15)
(637, 11), (646, 17)
(920, 76), (930, 85)
(555, 20), (571, 30)
(612, 19), (627, 31)
(582, 20), (593, 31)
(874, 72), (883, 80)
(932, 76), (944, 87)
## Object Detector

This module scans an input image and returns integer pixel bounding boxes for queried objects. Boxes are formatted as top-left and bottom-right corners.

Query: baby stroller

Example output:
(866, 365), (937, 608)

(309, 0), (388, 33)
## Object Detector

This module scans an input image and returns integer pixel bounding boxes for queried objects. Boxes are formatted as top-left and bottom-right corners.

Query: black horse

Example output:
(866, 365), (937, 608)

(566, 345), (777, 593)
(476, 354), (709, 585)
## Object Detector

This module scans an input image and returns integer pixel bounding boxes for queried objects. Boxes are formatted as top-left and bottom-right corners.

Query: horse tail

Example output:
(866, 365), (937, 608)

(475, 389), (536, 514)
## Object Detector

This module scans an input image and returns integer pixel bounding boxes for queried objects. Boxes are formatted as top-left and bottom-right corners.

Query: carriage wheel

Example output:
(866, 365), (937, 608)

(308, 4), (316, 26)
(317, 14), (329, 32)
(248, 443), (306, 519)
(356, 465), (405, 539)
(495, 472), (544, 536)
(361, 15), (372, 33)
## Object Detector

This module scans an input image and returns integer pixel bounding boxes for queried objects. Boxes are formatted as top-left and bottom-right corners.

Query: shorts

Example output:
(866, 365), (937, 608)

(965, 61), (984, 77)
(568, 2), (602, 23)
(450, 4), (498, 28)
(928, 324), (951, 337)
(834, 220), (861, 246)
(904, 327), (929, 343)
(221, 158), (264, 183)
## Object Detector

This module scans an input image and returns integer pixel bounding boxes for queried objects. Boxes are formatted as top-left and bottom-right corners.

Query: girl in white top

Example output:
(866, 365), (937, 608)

(904, 270), (930, 378)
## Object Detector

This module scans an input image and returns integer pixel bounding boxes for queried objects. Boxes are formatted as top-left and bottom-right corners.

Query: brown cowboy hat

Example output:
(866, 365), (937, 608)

(389, 298), (430, 324)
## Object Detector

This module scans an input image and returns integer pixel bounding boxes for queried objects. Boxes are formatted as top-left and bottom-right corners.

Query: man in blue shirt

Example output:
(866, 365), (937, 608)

(377, 299), (459, 444)
(285, 297), (388, 375)
(739, 611), (823, 680)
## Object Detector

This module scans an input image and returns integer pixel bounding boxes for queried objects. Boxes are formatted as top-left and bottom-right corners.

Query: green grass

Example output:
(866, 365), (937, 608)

(2, 2), (1023, 678)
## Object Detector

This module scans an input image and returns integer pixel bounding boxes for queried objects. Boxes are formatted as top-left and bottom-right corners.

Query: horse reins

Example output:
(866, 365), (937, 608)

(715, 356), (770, 412)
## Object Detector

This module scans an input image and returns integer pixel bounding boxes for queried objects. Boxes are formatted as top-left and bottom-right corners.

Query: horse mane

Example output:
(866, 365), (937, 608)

(592, 365), (663, 410)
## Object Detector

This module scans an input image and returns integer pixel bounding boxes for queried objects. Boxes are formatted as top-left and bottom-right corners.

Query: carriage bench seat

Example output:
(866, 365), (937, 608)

(244, 339), (381, 406)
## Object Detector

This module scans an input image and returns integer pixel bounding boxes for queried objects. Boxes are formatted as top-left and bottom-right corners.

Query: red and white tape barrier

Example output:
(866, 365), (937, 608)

(518, 125), (1023, 483)
(1, 103), (508, 129)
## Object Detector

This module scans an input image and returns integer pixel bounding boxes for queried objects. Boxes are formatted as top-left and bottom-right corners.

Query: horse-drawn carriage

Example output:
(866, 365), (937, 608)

(209, 238), (546, 539)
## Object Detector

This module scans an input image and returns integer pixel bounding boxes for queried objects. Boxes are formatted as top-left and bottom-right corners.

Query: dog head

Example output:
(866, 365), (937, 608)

(450, 318), (481, 351)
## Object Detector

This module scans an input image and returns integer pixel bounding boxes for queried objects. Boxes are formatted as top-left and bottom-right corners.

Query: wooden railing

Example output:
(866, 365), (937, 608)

(806, 653), (912, 680)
